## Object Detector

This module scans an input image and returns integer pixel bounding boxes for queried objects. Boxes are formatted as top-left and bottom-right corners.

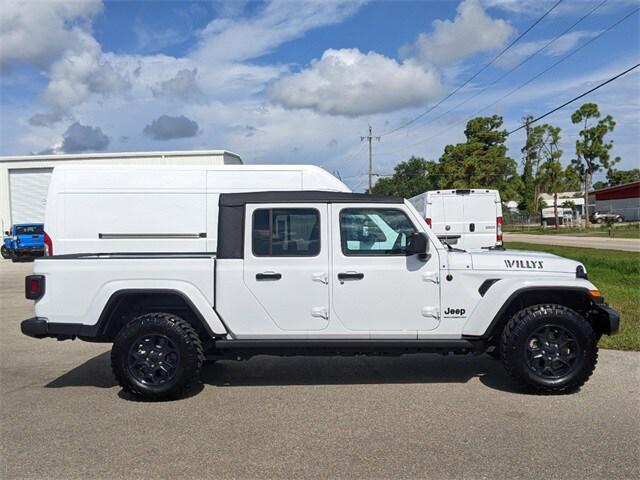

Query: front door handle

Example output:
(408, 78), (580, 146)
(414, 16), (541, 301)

(338, 272), (364, 280)
(256, 272), (282, 281)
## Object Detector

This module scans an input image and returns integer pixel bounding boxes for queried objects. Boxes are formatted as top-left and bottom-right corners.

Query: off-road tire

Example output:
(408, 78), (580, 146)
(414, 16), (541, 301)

(500, 304), (598, 394)
(111, 313), (204, 400)
(1, 245), (10, 259)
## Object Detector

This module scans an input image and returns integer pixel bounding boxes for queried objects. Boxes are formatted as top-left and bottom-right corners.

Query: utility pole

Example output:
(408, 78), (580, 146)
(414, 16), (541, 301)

(361, 125), (380, 193)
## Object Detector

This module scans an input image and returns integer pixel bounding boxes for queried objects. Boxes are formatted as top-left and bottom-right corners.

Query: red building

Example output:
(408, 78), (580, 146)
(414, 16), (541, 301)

(590, 181), (640, 221)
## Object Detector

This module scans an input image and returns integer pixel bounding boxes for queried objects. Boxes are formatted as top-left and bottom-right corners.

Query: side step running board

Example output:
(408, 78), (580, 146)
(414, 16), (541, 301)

(213, 338), (482, 356)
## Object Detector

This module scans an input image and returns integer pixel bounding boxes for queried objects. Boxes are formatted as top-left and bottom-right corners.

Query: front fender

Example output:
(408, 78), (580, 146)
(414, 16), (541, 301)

(462, 277), (597, 337)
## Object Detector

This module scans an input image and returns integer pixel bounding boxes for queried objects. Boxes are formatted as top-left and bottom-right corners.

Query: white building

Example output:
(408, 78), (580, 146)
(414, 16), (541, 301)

(0, 150), (242, 231)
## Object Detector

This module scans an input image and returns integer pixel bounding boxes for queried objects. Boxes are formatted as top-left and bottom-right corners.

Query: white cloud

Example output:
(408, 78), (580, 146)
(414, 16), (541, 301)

(134, 23), (190, 54)
(0, 0), (103, 71)
(405, 0), (513, 64)
(495, 31), (601, 68)
(269, 48), (442, 117)
(152, 68), (203, 99)
(1, 0), (129, 122)
(192, 0), (367, 63)
(43, 34), (130, 114)
(28, 112), (65, 127)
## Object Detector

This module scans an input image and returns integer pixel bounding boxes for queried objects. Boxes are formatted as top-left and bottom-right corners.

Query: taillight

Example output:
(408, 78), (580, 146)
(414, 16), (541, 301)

(425, 218), (432, 227)
(44, 232), (53, 256)
(25, 275), (45, 300)
(496, 216), (503, 244)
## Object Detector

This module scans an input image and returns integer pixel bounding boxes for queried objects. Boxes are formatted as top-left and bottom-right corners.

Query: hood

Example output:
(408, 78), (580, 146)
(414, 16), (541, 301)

(470, 249), (584, 274)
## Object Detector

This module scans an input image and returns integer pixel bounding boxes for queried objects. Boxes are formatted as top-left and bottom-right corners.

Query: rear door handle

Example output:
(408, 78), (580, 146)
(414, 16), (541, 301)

(338, 272), (364, 280)
(256, 272), (282, 281)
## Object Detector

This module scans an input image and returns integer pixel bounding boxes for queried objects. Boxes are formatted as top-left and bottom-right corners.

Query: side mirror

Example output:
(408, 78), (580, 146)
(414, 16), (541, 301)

(407, 232), (429, 259)
(4, 231), (8, 236)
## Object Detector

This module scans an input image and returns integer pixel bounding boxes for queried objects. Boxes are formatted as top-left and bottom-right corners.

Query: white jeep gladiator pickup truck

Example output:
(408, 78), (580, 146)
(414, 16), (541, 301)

(21, 171), (619, 399)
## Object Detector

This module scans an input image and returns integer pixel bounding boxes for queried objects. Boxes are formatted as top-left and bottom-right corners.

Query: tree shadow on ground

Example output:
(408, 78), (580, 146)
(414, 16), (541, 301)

(45, 351), (525, 398)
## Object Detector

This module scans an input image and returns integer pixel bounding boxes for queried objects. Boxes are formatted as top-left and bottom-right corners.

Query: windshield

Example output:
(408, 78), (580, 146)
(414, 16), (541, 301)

(15, 225), (44, 235)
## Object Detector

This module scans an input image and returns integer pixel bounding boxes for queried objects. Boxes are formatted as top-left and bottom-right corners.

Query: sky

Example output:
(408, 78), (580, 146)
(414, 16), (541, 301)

(1, 0), (638, 191)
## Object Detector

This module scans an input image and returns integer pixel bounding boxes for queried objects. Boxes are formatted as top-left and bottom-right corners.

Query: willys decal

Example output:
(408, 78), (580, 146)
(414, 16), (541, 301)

(504, 259), (544, 269)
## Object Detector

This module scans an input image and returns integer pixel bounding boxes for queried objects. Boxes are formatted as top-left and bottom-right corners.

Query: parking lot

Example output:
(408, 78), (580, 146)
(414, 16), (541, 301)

(1, 260), (639, 479)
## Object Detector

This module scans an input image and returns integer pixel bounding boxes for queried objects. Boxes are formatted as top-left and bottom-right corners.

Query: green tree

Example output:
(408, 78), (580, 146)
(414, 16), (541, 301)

(519, 115), (538, 213)
(607, 168), (639, 186)
(570, 103), (618, 225)
(370, 156), (438, 197)
(436, 115), (521, 200)
(536, 125), (564, 228)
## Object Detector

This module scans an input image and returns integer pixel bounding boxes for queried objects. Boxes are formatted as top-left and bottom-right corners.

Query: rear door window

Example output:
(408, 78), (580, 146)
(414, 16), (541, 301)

(252, 208), (320, 257)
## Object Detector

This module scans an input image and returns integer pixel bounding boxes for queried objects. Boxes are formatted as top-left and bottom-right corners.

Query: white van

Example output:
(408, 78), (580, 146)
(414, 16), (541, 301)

(409, 189), (502, 250)
(44, 164), (349, 255)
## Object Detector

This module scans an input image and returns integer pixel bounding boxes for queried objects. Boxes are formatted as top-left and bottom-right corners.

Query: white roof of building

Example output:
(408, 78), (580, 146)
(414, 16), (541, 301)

(0, 149), (242, 163)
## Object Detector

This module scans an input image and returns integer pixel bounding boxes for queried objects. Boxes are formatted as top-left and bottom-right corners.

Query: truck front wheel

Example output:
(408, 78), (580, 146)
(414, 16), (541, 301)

(111, 313), (204, 400)
(500, 304), (598, 394)
(1, 245), (10, 259)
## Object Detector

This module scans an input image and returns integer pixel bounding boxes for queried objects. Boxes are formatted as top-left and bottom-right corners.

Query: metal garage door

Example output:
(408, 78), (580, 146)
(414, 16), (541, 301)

(9, 168), (54, 224)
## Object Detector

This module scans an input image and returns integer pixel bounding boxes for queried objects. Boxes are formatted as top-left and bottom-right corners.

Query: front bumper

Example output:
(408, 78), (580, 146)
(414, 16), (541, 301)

(594, 304), (620, 336)
(21, 317), (92, 340)
(14, 247), (44, 256)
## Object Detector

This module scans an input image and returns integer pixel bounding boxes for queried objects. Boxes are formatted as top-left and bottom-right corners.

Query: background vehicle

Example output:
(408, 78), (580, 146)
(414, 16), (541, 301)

(590, 211), (624, 224)
(41, 164), (349, 255)
(409, 189), (503, 250)
(541, 207), (575, 227)
(21, 169), (619, 399)
(2, 224), (44, 261)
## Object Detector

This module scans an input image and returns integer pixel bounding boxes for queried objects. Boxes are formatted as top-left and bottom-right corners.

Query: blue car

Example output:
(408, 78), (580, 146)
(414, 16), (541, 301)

(2, 224), (45, 262)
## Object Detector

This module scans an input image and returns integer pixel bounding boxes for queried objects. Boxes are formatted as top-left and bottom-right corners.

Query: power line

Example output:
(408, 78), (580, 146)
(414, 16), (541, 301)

(401, 0), (609, 138)
(399, 6), (639, 151)
(508, 62), (640, 134)
(378, 0), (564, 138)
(367, 61), (639, 178)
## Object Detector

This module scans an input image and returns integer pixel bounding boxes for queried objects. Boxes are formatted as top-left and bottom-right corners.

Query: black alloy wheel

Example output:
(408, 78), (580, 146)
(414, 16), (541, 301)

(525, 325), (580, 379)
(128, 334), (181, 386)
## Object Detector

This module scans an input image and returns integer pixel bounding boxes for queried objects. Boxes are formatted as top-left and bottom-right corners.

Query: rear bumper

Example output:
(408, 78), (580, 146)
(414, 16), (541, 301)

(20, 317), (95, 340)
(595, 304), (620, 336)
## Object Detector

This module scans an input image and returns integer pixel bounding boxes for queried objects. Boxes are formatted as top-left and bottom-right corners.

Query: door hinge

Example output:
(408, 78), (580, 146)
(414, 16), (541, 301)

(311, 307), (329, 320)
(312, 272), (328, 284)
(421, 306), (440, 319)
(422, 271), (440, 284)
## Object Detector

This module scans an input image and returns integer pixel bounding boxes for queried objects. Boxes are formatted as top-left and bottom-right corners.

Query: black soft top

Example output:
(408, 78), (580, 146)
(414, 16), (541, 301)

(217, 191), (404, 259)
(219, 191), (403, 206)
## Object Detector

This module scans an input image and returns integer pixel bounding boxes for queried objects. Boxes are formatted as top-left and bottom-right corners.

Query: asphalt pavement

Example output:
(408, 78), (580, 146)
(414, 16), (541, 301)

(1, 261), (639, 479)
(504, 232), (640, 252)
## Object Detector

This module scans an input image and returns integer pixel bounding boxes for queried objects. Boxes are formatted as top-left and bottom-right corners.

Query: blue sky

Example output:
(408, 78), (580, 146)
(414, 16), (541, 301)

(1, 0), (638, 191)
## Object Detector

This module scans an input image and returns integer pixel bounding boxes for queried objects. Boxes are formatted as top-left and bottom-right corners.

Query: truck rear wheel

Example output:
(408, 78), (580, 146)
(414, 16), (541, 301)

(111, 313), (204, 400)
(500, 304), (598, 394)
